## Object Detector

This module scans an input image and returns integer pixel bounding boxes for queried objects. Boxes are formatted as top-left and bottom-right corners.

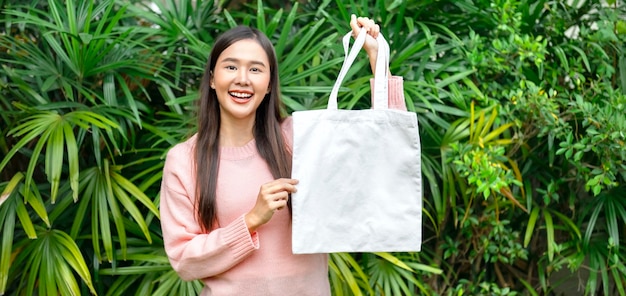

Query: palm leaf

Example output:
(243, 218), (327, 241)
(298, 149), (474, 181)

(2, 109), (118, 203)
(329, 252), (371, 296)
(11, 227), (95, 295)
(366, 252), (432, 296)
(0, 174), (25, 294)
(69, 159), (158, 262)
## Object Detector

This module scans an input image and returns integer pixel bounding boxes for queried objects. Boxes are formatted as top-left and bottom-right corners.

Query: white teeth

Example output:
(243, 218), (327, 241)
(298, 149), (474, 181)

(230, 92), (252, 98)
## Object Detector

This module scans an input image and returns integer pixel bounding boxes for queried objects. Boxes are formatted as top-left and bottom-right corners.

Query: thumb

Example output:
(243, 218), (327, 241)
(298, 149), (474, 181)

(350, 14), (360, 36)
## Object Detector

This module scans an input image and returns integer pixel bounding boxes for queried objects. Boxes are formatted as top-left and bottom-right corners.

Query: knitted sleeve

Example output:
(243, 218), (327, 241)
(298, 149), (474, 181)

(369, 76), (407, 110)
(160, 139), (259, 281)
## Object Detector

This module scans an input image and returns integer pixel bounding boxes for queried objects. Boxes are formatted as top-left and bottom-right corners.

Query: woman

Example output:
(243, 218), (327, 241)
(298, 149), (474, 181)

(159, 15), (407, 295)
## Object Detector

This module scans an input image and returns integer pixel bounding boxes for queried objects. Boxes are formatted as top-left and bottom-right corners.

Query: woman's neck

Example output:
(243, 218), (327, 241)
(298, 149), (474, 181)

(219, 118), (255, 147)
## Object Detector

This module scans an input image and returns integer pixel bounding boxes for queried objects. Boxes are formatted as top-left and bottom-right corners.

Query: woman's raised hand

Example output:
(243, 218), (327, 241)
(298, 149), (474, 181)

(350, 14), (386, 74)
(350, 14), (381, 58)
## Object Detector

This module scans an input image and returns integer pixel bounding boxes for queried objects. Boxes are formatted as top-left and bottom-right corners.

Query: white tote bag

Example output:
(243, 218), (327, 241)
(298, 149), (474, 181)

(291, 30), (422, 254)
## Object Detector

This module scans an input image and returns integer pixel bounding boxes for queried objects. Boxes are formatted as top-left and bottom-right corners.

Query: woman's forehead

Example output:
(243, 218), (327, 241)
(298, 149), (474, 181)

(217, 39), (269, 64)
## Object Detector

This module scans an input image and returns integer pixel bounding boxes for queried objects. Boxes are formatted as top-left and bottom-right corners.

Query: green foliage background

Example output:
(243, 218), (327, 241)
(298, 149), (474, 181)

(1, 0), (625, 295)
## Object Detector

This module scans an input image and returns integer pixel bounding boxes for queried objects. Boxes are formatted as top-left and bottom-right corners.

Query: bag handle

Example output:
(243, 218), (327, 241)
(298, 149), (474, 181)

(328, 29), (390, 110)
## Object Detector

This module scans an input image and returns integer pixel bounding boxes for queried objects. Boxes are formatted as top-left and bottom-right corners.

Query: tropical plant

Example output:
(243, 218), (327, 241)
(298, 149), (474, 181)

(3, 0), (624, 295)
(431, 0), (626, 294)
(0, 0), (173, 294)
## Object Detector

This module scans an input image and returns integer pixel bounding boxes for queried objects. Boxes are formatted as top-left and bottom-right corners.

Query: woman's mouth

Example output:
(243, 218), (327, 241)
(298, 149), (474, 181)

(229, 91), (253, 103)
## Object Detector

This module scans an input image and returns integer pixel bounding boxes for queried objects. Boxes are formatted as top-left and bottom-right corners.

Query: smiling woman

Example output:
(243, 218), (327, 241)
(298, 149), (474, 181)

(158, 17), (407, 296)
(159, 26), (325, 296)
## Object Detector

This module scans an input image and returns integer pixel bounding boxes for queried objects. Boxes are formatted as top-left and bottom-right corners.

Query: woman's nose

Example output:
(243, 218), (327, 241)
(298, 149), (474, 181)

(235, 69), (250, 85)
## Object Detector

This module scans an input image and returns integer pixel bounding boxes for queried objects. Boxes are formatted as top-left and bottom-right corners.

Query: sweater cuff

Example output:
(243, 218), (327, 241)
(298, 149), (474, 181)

(222, 215), (260, 260)
(369, 76), (407, 111)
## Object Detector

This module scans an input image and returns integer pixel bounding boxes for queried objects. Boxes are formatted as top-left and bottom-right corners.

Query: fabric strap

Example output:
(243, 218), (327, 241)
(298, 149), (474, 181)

(328, 29), (391, 110)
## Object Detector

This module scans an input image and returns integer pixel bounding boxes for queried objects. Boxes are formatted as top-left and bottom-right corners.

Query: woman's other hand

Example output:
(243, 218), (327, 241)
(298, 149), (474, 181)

(244, 178), (298, 233)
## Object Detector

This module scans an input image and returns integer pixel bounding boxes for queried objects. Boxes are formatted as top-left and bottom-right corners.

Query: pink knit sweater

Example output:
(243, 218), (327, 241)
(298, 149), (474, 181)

(160, 77), (406, 295)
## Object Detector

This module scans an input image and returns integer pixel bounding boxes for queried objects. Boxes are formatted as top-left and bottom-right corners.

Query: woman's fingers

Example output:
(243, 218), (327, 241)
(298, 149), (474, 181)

(260, 178), (298, 196)
(350, 14), (360, 36)
(269, 181), (294, 211)
(357, 16), (376, 36)
(351, 14), (380, 38)
(259, 178), (297, 210)
(246, 179), (298, 231)
(270, 191), (289, 207)
(350, 14), (380, 58)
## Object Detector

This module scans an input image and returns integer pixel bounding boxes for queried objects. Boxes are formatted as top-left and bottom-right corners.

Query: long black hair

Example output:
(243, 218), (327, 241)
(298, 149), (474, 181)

(194, 26), (291, 232)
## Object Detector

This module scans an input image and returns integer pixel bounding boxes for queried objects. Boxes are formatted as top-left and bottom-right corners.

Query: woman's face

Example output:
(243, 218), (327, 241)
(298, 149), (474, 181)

(210, 38), (271, 124)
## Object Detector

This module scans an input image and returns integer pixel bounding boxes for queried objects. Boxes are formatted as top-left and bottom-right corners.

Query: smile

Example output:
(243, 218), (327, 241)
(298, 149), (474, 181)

(229, 91), (253, 99)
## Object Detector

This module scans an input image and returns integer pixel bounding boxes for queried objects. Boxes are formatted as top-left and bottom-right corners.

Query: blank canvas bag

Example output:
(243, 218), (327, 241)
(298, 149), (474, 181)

(291, 30), (422, 254)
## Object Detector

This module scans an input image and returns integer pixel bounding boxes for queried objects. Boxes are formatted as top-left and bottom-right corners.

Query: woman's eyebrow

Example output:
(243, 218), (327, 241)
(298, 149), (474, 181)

(219, 57), (267, 67)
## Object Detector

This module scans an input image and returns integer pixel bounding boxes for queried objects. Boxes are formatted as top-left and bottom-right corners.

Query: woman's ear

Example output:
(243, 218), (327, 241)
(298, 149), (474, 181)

(209, 71), (215, 89)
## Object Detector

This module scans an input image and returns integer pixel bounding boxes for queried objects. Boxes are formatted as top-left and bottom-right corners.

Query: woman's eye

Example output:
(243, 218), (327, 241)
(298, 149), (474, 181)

(225, 65), (236, 70)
